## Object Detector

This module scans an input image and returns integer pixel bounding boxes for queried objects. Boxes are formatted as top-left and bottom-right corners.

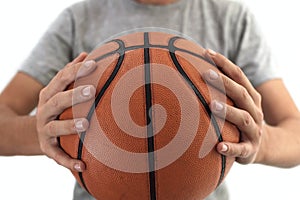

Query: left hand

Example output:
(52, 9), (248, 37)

(203, 49), (264, 164)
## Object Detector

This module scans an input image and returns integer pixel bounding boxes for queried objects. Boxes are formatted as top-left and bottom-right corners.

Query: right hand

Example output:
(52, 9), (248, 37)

(36, 52), (96, 172)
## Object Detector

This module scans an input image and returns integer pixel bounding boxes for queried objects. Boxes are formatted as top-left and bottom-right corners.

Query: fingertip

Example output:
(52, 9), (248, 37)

(75, 118), (89, 132)
(74, 161), (86, 172)
(79, 52), (88, 57)
(76, 60), (97, 78)
(73, 52), (88, 63)
(83, 60), (96, 70)
(81, 85), (96, 97)
(217, 143), (228, 154)
(81, 118), (90, 130)
(203, 69), (219, 82)
(211, 100), (224, 113)
(207, 48), (217, 56)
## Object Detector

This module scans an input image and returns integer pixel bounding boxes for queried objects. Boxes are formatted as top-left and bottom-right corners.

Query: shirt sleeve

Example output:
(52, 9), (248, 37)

(229, 5), (280, 87)
(18, 8), (75, 86)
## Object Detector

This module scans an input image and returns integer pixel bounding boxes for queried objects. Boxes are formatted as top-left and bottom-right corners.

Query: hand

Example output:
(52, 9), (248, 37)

(203, 49), (264, 164)
(36, 52), (96, 171)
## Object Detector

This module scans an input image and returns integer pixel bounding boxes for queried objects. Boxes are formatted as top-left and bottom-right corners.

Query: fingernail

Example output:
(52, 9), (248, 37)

(76, 61), (95, 78)
(75, 119), (84, 131)
(208, 69), (218, 80)
(74, 163), (82, 172)
(82, 86), (91, 97)
(84, 60), (95, 69)
(207, 49), (217, 56)
(213, 101), (224, 112)
(221, 144), (228, 152)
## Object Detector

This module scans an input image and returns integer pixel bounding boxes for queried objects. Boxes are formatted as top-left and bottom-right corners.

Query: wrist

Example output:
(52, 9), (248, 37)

(253, 123), (269, 164)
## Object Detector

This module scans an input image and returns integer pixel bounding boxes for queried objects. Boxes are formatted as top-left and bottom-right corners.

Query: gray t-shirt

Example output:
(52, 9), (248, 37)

(19, 0), (279, 199)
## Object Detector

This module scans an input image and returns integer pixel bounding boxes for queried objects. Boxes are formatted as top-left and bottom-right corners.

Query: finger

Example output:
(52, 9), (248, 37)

(41, 85), (95, 121)
(43, 118), (89, 137)
(41, 140), (86, 172)
(210, 100), (260, 142)
(206, 49), (262, 106)
(69, 52), (88, 66)
(216, 142), (256, 164)
(40, 59), (96, 104)
(204, 69), (261, 123)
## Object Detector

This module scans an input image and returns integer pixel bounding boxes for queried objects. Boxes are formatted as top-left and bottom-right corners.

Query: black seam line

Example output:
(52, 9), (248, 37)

(73, 35), (219, 192)
(76, 39), (126, 193)
(97, 38), (214, 67)
(94, 40), (127, 62)
(219, 156), (226, 186)
(144, 32), (157, 200)
(168, 36), (226, 187)
(94, 51), (118, 63)
(126, 44), (214, 66)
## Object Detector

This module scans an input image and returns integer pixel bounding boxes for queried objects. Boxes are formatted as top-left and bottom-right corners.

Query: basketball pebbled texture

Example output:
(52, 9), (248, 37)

(59, 31), (240, 200)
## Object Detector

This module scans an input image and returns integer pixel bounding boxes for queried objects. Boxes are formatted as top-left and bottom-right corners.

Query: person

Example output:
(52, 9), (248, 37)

(0, 0), (299, 199)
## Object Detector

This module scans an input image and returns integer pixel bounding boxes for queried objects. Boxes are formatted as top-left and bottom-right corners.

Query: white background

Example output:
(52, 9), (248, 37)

(0, 0), (299, 199)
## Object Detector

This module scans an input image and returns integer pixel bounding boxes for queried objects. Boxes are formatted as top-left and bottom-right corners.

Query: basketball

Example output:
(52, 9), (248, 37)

(59, 31), (240, 200)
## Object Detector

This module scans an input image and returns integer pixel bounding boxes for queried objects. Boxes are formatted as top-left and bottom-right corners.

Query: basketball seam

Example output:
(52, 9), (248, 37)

(75, 33), (227, 197)
(76, 39), (126, 194)
(168, 36), (226, 187)
(144, 32), (157, 200)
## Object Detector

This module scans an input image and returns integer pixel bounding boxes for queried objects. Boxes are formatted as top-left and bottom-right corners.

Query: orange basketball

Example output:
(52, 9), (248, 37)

(59, 31), (239, 200)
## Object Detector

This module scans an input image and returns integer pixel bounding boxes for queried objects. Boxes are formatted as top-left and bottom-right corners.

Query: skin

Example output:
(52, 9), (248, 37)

(1, 48), (300, 172)
(0, 0), (300, 172)
(205, 49), (300, 167)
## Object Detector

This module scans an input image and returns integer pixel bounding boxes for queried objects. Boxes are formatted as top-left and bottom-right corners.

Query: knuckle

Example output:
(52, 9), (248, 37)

(232, 67), (244, 82)
(52, 91), (73, 110)
(223, 58), (233, 69)
(57, 69), (74, 85)
(63, 120), (75, 133)
(257, 126), (264, 138)
(62, 89), (73, 104)
(69, 120), (77, 132)
(256, 110), (264, 123)
(53, 153), (64, 166)
(224, 105), (233, 118)
(53, 153), (73, 169)
(62, 74), (73, 85)
(223, 76), (231, 88)
(216, 57), (226, 70)
(69, 63), (78, 75)
(240, 87), (249, 101)
(258, 128), (263, 137)
(47, 122), (57, 137)
(39, 88), (45, 99)
(49, 96), (60, 110)
(65, 62), (73, 69)
(254, 92), (262, 105)
(241, 111), (252, 127)
(239, 145), (249, 158)
(55, 70), (64, 81)
(39, 88), (48, 102)
(67, 89), (74, 101)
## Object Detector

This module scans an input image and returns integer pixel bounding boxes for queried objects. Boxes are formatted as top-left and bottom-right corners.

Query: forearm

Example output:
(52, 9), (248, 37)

(0, 104), (42, 155)
(255, 116), (300, 168)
